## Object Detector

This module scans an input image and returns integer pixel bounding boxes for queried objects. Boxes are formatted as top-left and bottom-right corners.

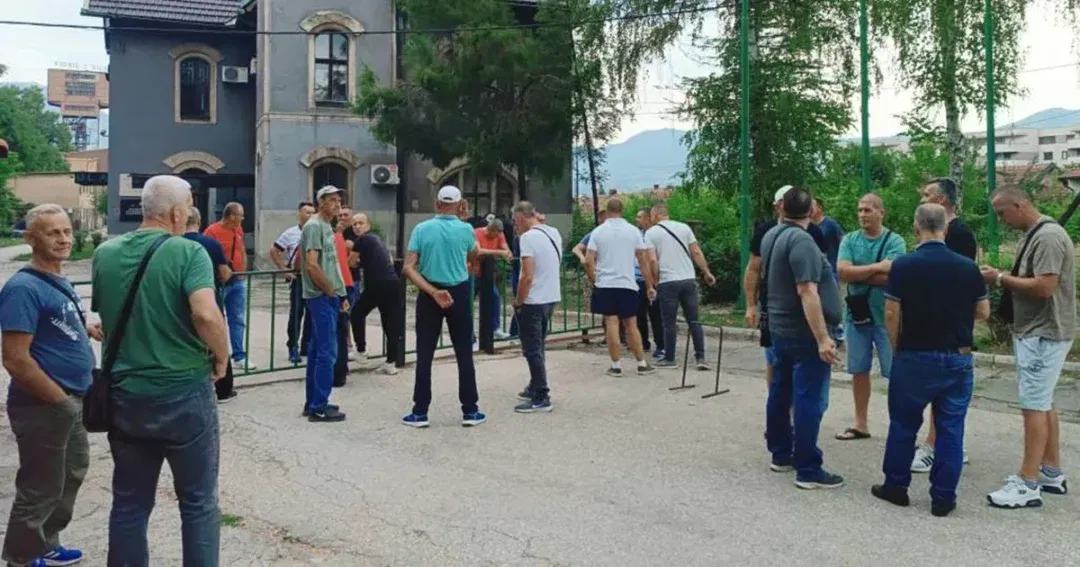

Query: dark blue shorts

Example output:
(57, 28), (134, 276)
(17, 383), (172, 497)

(591, 287), (639, 319)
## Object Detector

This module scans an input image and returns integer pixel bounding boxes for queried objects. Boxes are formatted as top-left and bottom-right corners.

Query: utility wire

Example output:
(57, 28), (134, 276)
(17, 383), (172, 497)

(0, 4), (728, 37)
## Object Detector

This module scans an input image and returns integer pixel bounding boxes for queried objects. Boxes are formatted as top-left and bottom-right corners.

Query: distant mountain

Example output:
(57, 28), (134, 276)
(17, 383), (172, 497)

(576, 128), (689, 194)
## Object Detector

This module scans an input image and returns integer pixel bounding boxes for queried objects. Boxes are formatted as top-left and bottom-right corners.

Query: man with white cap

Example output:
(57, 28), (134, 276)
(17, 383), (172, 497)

(745, 185), (829, 390)
(400, 185), (486, 428)
(300, 185), (349, 423)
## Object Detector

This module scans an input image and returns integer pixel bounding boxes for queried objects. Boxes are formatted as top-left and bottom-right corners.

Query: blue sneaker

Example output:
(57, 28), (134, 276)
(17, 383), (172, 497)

(462, 411), (487, 427)
(288, 347), (301, 364)
(515, 399), (553, 413)
(42, 545), (83, 566)
(795, 470), (844, 490)
(402, 413), (429, 428)
(652, 348), (665, 360)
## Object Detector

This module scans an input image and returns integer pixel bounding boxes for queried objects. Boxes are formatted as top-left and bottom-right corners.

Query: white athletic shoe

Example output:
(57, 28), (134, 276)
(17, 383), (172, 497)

(1037, 469), (1068, 495)
(911, 444), (934, 473)
(987, 475), (1043, 509)
(377, 363), (399, 376)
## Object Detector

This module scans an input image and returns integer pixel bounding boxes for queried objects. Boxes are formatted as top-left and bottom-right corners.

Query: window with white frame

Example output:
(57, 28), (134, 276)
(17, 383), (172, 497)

(314, 31), (350, 105)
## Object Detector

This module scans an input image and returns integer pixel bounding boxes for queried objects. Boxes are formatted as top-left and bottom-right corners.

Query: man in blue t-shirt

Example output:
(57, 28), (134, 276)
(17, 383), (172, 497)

(0, 205), (95, 567)
(400, 185), (485, 429)
(872, 204), (989, 517)
(811, 198), (844, 276)
(183, 208), (237, 402)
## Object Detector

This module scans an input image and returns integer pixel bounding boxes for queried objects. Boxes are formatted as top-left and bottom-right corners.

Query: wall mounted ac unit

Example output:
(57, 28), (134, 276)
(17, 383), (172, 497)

(371, 164), (400, 185)
(221, 66), (249, 84)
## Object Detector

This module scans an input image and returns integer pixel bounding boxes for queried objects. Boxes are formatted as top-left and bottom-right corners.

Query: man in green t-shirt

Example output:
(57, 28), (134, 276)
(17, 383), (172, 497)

(300, 185), (349, 423)
(836, 193), (906, 441)
(90, 174), (229, 564)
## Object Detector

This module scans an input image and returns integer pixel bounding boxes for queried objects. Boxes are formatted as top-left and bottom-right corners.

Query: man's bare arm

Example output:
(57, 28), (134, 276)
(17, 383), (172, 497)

(1002, 273), (1060, 299)
(647, 249), (660, 284)
(837, 260), (888, 283)
(269, 246), (288, 270)
(884, 298), (901, 351)
(743, 255), (761, 307)
(974, 298), (990, 321)
(2, 333), (69, 403)
(516, 256), (535, 305)
(572, 242), (587, 265)
(305, 249), (335, 296)
(402, 251), (440, 298)
(796, 281), (830, 344)
(689, 243), (714, 277)
(216, 265), (232, 285)
(189, 288), (230, 365)
(585, 249), (598, 284)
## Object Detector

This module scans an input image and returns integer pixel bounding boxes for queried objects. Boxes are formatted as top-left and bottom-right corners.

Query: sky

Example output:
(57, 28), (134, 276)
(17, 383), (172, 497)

(2, 0), (1078, 146)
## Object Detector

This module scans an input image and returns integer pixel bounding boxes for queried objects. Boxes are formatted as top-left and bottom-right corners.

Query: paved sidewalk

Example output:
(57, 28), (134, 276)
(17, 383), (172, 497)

(2, 343), (1079, 566)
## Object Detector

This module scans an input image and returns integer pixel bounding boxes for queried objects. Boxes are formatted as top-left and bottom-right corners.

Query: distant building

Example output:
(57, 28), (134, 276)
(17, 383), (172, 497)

(6, 149), (107, 231)
(81, 0), (571, 263)
(869, 126), (1080, 167)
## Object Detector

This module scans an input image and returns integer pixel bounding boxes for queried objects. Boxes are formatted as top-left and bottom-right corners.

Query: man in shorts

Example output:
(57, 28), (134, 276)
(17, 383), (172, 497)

(983, 187), (1075, 509)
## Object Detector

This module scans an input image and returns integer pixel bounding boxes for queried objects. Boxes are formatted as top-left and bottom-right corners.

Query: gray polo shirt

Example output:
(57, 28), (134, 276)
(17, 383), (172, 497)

(760, 223), (843, 340)
(1012, 217), (1076, 341)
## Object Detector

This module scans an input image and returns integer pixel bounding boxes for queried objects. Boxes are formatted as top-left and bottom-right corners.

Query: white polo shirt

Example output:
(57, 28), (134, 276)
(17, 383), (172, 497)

(586, 217), (646, 291)
(273, 225), (304, 265)
(519, 224), (563, 305)
(645, 220), (697, 284)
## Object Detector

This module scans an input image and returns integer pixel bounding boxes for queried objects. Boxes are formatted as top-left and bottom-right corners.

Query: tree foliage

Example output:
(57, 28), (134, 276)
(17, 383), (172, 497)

(0, 85), (73, 173)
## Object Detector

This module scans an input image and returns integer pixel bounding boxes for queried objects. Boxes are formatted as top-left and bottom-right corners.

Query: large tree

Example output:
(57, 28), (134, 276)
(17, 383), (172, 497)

(0, 84), (73, 172)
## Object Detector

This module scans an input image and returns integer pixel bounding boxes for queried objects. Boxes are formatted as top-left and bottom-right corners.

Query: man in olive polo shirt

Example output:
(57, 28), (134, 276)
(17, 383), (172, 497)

(400, 185), (485, 428)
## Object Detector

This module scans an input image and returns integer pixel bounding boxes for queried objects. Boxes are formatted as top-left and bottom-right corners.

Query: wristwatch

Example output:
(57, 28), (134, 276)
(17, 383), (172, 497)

(996, 272), (1005, 287)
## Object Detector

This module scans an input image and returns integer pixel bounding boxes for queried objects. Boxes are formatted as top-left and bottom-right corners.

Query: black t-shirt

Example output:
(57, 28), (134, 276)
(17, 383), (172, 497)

(340, 227), (361, 281)
(945, 217), (978, 261)
(351, 233), (398, 283)
(751, 218), (827, 257)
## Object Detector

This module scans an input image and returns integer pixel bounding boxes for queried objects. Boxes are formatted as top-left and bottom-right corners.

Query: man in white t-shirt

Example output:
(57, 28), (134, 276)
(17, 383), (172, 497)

(270, 201), (317, 363)
(585, 199), (656, 376)
(646, 204), (717, 370)
(510, 201), (563, 413)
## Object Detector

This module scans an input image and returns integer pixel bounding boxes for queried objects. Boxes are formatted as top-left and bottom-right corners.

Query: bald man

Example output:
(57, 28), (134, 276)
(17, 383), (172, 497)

(348, 213), (403, 375)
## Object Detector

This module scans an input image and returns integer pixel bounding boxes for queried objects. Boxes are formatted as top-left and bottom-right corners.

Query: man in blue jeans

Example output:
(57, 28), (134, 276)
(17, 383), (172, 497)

(872, 204), (989, 517)
(92, 175), (230, 566)
(759, 186), (844, 490)
(300, 186), (349, 423)
(401, 185), (486, 428)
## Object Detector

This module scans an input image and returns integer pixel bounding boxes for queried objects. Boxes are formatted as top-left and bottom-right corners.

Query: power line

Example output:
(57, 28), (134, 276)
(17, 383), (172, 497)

(0, 4), (728, 37)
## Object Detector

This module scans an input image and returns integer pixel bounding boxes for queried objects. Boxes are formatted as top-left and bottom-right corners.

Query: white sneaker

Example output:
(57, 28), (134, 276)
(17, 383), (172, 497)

(494, 330), (511, 340)
(378, 363), (399, 376)
(347, 351), (357, 361)
(235, 358), (258, 371)
(472, 341), (479, 352)
(987, 475), (1043, 509)
(1037, 469), (1068, 495)
(911, 444), (934, 473)
(963, 450), (970, 464)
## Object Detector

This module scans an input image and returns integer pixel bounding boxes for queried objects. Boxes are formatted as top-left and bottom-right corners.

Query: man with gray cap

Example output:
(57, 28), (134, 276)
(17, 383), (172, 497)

(401, 185), (485, 428)
(300, 185), (349, 423)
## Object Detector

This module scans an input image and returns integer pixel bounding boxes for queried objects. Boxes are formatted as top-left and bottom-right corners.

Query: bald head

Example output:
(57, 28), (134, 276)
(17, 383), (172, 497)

(352, 212), (371, 235)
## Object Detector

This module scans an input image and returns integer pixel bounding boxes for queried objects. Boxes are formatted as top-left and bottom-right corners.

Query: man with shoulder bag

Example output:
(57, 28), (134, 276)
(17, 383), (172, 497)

(91, 175), (230, 565)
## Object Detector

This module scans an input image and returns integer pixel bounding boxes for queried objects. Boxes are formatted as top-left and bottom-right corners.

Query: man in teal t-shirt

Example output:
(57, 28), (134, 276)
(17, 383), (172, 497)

(835, 193), (906, 441)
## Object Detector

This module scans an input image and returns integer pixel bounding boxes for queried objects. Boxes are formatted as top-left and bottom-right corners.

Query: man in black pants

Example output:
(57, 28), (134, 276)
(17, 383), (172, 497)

(635, 205), (664, 359)
(349, 213), (402, 375)
(270, 202), (316, 364)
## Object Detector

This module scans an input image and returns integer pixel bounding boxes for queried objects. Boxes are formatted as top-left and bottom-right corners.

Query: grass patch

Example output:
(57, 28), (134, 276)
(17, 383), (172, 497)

(0, 236), (25, 248)
(221, 513), (245, 528)
(14, 245), (96, 262)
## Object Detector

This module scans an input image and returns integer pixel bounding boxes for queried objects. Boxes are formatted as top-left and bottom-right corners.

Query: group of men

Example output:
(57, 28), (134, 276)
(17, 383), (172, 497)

(752, 179), (1074, 517)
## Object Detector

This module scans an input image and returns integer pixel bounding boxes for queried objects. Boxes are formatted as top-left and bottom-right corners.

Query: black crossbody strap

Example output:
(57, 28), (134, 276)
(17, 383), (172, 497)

(19, 268), (86, 328)
(1012, 220), (1052, 277)
(102, 234), (171, 376)
(656, 222), (693, 260)
(873, 230), (893, 263)
(531, 226), (562, 261)
(759, 224), (797, 308)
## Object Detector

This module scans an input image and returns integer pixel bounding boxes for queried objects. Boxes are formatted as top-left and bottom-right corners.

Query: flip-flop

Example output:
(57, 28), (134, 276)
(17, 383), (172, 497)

(835, 427), (871, 441)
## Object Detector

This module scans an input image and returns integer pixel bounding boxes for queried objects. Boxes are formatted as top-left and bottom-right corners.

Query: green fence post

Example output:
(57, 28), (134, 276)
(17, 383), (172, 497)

(243, 274), (252, 373)
(984, 0), (999, 264)
(269, 272), (277, 371)
(859, 0), (871, 196)
(736, 0), (751, 310)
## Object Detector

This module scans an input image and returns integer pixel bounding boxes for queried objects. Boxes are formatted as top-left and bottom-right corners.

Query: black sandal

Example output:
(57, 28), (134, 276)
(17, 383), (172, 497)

(835, 427), (871, 440)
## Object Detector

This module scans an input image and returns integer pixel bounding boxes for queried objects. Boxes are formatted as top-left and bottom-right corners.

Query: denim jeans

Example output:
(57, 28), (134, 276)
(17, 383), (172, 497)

(766, 335), (832, 480)
(108, 381), (220, 567)
(305, 295), (340, 413)
(636, 280), (664, 352)
(519, 303), (556, 402)
(882, 350), (974, 503)
(658, 279), (705, 362)
(221, 279), (247, 360)
(286, 278), (311, 352)
(414, 282), (479, 415)
(2, 395), (89, 565)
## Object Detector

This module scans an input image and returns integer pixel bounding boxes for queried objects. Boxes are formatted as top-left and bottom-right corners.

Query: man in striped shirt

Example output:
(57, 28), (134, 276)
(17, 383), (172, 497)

(270, 202), (316, 363)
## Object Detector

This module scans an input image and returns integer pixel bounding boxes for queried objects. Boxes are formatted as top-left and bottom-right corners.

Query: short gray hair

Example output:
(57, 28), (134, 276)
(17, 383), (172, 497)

(513, 201), (537, 218)
(25, 203), (67, 231)
(187, 207), (202, 228)
(914, 203), (947, 234)
(487, 218), (504, 231)
(141, 175), (191, 218)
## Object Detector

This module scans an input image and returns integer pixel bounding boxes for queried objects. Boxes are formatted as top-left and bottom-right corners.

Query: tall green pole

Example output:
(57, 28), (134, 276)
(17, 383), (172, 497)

(859, 0), (871, 194)
(737, 0), (751, 309)
(984, 0), (998, 264)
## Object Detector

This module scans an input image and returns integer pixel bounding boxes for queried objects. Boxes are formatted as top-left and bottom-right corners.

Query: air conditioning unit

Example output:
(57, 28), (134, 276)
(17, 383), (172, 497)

(249, 57), (257, 75)
(221, 66), (249, 84)
(371, 164), (400, 185)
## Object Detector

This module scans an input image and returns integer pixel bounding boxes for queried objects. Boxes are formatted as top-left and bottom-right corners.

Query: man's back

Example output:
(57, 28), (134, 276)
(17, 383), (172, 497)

(645, 220), (696, 284)
(587, 218), (644, 291)
(761, 224), (842, 340)
(1012, 219), (1076, 340)
(519, 224), (563, 305)
(353, 233), (396, 282)
(92, 229), (216, 395)
(408, 215), (477, 286)
(203, 221), (246, 273)
(887, 242), (986, 352)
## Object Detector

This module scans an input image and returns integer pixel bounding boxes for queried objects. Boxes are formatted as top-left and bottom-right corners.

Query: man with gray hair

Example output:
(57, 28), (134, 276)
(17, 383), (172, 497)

(872, 203), (989, 517)
(2, 204), (98, 567)
(92, 174), (230, 563)
(474, 216), (513, 342)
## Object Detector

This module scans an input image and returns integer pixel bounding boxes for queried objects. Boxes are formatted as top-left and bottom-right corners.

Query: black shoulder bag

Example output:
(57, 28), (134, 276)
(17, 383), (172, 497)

(83, 234), (170, 432)
(843, 230), (892, 326)
(997, 220), (1053, 324)
(758, 224), (796, 347)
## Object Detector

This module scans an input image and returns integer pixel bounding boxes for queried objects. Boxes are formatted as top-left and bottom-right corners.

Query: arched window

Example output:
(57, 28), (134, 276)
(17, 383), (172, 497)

(178, 56), (212, 121)
(314, 32), (349, 105)
(312, 161), (350, 201)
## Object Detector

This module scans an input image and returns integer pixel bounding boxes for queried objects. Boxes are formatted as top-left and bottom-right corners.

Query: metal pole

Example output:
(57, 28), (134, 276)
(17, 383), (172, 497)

(984, 0), (999, 264)
(737, 0), (751, 309)
(394, 7), (409, 366)
(859, 0), (871, 195)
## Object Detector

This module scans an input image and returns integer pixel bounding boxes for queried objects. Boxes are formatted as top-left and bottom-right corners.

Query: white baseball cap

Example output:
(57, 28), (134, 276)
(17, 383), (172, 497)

(773, 185), (794, 204)
(437, 185), (463, 204)
(316, 185), (344, 201)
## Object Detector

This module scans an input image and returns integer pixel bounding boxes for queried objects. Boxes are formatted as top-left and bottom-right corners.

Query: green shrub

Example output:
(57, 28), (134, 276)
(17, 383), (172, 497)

(73, 231), (87, 252)
(90, 232), (104, 248)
